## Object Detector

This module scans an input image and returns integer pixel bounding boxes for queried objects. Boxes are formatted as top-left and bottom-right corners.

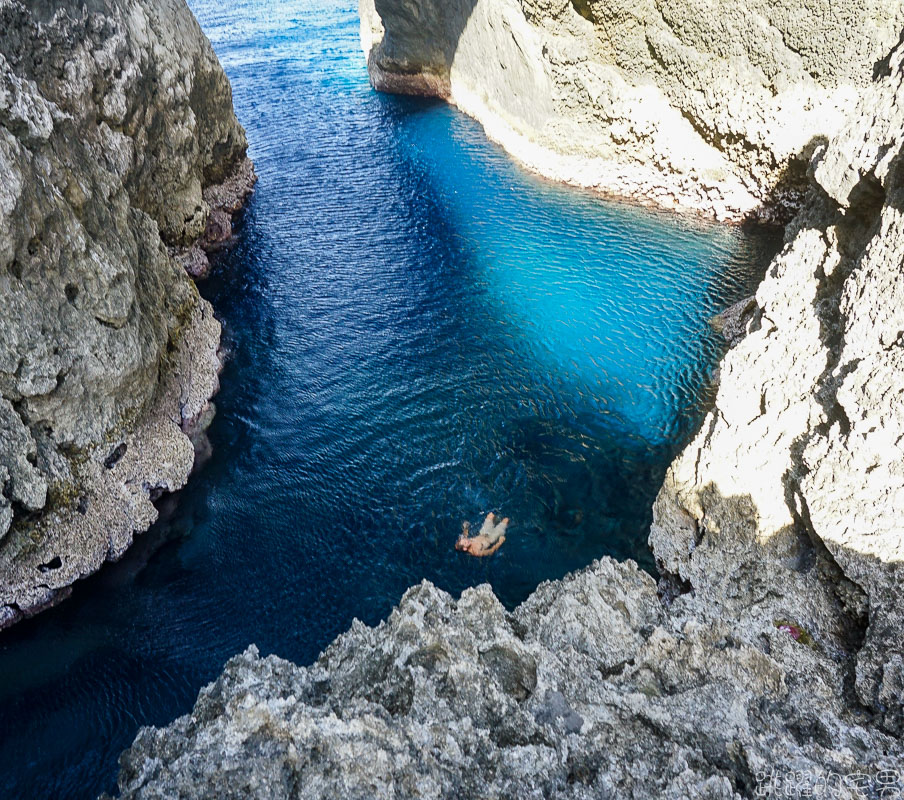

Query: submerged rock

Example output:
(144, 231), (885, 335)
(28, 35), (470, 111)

(111, 7), (904, 798)
(0, 0), (253, 627)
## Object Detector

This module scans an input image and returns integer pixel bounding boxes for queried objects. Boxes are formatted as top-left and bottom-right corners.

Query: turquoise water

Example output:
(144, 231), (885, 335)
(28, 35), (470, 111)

(0, 2), (779, 798)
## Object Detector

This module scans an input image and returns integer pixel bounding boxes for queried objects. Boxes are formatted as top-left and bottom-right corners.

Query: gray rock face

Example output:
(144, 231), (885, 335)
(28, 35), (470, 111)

(0, 0), (252, 626)
(111, 8), (904, 798)
(112, 566), (901, 799)
(360, 0), (904, 221)
(650, 38), (904, 736)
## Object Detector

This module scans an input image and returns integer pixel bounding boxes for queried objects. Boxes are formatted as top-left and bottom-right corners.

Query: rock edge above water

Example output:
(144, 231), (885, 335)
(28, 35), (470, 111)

(109, 564), (903, 800)
(0, 0), (253, 628)
(360, 0), (904, 223)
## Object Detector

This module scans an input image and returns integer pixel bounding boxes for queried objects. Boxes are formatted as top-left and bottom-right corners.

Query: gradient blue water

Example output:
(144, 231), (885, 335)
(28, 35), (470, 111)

(0, 2), (780, 798)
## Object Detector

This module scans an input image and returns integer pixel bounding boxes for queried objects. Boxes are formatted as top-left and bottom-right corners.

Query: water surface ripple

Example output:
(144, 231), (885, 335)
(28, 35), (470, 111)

(0, 2), (779, 797)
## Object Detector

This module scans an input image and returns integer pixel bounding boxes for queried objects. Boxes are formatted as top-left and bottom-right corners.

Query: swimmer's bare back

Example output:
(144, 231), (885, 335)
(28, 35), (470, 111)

(455, 513), (509, 557)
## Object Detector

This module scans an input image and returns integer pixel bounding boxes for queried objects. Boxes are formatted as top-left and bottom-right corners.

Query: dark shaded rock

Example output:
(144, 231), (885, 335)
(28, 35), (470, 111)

(202, 209), (232, 251)
(174, 245), (211, 280)
(710, 295), (760, 347)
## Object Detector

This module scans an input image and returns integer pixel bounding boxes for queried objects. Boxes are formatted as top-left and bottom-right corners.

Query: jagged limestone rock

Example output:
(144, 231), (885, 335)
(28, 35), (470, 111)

(111, 567), (901, 799)
(0, 0), (252, 626)
(360, 0), (904, 221)
(651, 41), (904, 734)
(0, 396), (47, 512)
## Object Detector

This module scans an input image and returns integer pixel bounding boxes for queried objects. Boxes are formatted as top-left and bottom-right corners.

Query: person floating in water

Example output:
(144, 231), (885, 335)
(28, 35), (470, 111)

(455, 512), (509, 557)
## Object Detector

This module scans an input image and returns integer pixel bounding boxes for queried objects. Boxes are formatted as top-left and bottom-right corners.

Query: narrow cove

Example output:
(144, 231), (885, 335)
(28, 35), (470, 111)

(0, 2), (780, 797)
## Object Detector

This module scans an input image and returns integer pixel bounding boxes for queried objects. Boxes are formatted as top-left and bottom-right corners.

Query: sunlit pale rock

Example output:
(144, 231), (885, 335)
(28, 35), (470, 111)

(651, 39), (904, 734)
(360, 0), (904, 222)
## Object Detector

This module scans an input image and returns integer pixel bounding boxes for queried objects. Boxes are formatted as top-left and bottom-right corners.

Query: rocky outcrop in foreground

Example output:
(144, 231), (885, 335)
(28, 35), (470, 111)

(111, 26), (904, 800)
(0, 0), (253, 628)
(360, 0), (904, 221)
(111, 565), (902, 799)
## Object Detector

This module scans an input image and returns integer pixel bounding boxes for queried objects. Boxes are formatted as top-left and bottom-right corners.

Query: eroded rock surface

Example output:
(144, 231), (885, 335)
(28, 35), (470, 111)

(112, 9), (904, 799)
(360, 0), (904, 221)
(651, 39), (904, 737)
(0, 0), (253, 627)
(112, 567), (901, 799)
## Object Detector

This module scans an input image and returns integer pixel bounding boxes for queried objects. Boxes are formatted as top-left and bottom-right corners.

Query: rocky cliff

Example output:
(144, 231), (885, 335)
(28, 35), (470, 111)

(0, 0), (253, 628)
(109, 21), (904, 800)
(651, 37), (904, 736)
(360, 0), (904, 222)
(109, 564), (903, 799)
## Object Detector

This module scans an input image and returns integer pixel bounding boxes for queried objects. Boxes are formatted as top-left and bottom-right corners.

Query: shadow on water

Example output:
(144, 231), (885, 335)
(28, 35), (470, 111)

(0, 2), (782, 798)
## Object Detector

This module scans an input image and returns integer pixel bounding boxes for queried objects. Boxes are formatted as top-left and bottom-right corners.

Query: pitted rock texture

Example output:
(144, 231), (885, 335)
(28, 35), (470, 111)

(359, 0), (904, 221)
(0, 0), (251, 626)
(112, 567), (902, 799)
(651, 40), (904, 734)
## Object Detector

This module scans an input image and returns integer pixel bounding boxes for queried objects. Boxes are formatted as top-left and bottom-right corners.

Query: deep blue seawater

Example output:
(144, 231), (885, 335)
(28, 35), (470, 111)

(0, 2), (781, 797)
